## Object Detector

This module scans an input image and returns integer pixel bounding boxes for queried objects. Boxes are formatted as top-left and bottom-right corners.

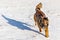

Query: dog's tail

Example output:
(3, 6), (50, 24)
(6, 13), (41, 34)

(35, 2), (42, 10)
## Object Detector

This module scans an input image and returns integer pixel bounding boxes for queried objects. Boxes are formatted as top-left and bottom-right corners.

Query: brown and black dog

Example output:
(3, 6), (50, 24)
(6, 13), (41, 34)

(34, 3), (49, 38)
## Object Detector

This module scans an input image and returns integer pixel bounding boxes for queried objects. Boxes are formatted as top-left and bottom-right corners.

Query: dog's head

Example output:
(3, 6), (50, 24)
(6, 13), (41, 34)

(43, 17), (49, 26)
(44, 17), (48, 21)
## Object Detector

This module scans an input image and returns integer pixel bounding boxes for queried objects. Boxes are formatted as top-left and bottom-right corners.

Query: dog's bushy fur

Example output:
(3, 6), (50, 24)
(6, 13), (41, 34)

(34, 3), (49, 38)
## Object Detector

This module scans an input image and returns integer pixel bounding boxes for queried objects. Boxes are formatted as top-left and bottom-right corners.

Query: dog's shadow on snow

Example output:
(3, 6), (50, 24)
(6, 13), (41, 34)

(2, 15), (45, 37)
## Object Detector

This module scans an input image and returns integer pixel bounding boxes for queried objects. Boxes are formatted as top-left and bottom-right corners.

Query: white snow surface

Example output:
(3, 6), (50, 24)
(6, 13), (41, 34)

(0, 0), (60, 40)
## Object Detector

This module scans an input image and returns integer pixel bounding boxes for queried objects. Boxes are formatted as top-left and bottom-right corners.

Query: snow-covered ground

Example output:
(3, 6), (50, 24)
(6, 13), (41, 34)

(0, 0), (60, 40)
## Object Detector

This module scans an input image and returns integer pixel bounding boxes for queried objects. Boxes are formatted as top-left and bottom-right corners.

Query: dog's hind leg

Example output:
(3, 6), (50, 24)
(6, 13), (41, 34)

(34, 14), (37, 26)
(37, 22), (42, 32)
(39, 27), (42, 32)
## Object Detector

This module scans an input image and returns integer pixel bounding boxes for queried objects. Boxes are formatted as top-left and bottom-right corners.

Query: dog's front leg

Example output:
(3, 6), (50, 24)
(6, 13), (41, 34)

(45, 27), (49, 38)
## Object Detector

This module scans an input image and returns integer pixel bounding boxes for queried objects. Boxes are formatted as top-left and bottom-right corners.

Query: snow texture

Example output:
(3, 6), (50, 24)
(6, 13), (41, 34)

(0, 0), (60, 40)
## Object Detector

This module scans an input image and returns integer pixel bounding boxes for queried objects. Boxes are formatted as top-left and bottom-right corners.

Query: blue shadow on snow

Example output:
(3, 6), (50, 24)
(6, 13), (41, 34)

(2, 15), (39, 32)
(2, 15), (45, 36)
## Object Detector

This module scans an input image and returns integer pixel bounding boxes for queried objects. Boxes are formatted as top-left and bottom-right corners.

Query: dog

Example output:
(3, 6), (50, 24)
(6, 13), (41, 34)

(34, 3), (49, 38)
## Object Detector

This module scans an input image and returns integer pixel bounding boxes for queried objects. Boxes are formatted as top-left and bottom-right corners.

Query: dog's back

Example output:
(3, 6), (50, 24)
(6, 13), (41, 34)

(34, 3), (44, 27)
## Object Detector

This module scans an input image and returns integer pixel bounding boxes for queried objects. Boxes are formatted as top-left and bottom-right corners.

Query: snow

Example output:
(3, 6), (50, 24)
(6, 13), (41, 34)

(0, 0), (60, 40)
